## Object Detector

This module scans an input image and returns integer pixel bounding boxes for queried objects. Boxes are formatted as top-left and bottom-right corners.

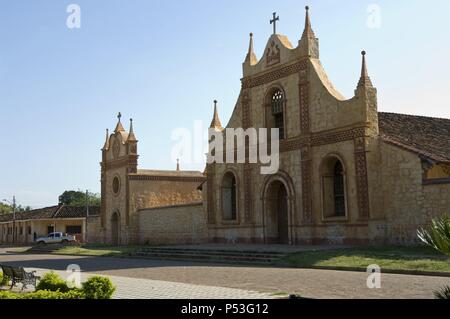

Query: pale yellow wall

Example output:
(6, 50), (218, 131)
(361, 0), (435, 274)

(86, 216), (104, 243)
(0, 219), (84, 244)
(138, 203), (207, 245)
(378, 142), (450, 244)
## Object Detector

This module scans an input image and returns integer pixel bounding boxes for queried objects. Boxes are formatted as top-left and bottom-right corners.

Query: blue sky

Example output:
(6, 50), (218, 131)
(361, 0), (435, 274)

(0, 0), (449, 207)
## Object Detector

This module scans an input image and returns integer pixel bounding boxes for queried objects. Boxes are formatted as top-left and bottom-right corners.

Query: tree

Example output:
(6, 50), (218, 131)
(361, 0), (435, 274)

(418, 216), (450, 299)
(58, 190), (101, 207)
(0, 203), (11, 215)
(0, 203), (31, 215)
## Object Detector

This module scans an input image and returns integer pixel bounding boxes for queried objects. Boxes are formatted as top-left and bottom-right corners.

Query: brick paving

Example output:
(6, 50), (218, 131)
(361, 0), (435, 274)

(23, 268), (273, 299)
(1, 248), (449, 299)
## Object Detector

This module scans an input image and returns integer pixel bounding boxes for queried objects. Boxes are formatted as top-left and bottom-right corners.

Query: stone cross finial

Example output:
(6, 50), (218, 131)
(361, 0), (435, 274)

(270, 12), (279, 35)
(117, 112), (122, 122)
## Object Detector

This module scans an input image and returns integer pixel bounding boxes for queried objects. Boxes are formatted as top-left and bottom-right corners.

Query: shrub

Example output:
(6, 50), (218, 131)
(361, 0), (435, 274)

(0, 291), (21, 299)
(0, 290), (85, 299)
(82, 276), (115, 299)
(36, 272), (71, 292)
(0, 272), (115, 299)
(0, 271), (10, 286)
(23, 289), (85, 299)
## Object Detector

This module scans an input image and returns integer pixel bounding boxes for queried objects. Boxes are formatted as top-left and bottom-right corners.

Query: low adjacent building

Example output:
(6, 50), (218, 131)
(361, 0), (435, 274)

(0, 205), (100, 244)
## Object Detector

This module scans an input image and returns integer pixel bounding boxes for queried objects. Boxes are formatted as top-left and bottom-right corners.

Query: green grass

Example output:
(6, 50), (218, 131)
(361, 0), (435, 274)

(24, 244), (450, 275)
(278, 246), (450, 274)
(44, 244), (144, 257)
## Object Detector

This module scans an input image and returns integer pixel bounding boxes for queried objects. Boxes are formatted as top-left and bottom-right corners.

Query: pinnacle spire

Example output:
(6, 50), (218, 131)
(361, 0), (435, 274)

(114, 112), (125, 132)
(209, 100), (223, 130)
(302, 6), (316, 39)
(248, 32), (254, 54)
(244, 33), (258, 65)
(103, 128), (110, 150)
(357, 51), (373, 89)
(176, 158), (180, 171)
(127, 118), (137, 142)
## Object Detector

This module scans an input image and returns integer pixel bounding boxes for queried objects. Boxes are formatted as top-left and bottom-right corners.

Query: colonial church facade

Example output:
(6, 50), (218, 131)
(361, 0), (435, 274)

(93, 7), (450, 246)
(96, 115), (205, 245)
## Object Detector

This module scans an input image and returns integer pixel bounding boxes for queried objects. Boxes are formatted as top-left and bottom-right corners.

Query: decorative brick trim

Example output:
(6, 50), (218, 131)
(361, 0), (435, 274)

(354, 137), (370, 220)
(207, 165), (216, 224)
(279, 127), (366, 153)
(104, 156), (138, 170)
(241, 90), (252, 129)
(312, 127), (366, 146)
(126, 176), (130, 226)
(128, 175), (206, 183)
(299, 83), (310, 134)
(138, 202), (203, 212)
(301, 146), (313, 223)
(243, 164), (253, 224)
(241, 60), (307, 89)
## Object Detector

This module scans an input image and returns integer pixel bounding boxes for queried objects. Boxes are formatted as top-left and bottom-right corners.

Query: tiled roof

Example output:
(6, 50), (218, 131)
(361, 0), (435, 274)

(379, 112), (450, 164)
(54, 205), (100, 218)
(0, 205), (100, 223)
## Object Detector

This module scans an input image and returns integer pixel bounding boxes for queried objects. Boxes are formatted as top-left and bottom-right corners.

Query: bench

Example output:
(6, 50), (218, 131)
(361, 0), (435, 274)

(1, 265), (41, 290)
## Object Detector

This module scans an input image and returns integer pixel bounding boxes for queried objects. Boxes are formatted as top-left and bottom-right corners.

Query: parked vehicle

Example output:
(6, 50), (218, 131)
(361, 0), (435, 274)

(35, 232), (76, 245)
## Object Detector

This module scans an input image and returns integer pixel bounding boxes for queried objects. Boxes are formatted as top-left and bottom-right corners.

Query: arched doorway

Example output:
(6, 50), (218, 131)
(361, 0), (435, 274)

(264, 180), (290, 244)
(111, 212), (120, 246)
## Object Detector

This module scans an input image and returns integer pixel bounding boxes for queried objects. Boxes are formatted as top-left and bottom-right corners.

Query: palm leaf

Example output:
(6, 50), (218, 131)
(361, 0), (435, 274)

(417, 216), (450, 256)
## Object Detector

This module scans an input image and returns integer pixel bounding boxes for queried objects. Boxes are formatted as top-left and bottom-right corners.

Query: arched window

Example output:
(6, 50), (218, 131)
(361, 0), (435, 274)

(321, 157), (347, 218)
(271, 90), (285, 140)
(222, 172), (237, 221)
(333, 161), (345, 217)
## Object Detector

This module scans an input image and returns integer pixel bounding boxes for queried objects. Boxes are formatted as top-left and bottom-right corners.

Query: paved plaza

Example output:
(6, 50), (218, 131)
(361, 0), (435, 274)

(1, 247), (449, 299)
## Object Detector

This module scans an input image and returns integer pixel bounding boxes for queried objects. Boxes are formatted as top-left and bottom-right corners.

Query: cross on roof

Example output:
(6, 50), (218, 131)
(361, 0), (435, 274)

(270, 12), (279, 35)
(117, 112), (122, 122)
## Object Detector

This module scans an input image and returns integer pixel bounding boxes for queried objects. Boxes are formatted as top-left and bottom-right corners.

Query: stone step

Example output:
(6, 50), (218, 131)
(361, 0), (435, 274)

(131, 249), (285, 265)
(138, 250), (284, 259)
(140, 247), (286, 258)
(131, 252), (277, 265)
(135, 251), (278, 261)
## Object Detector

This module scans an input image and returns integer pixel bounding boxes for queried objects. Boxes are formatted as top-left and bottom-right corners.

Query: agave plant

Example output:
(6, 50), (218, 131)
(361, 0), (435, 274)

(417, 216), (450, 299)
(434, 286), (450, 299)
(417, 216), (450, 256)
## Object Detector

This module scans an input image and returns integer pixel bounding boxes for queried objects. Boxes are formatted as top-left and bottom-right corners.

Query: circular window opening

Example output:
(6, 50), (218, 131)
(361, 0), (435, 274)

(112, 177), (120, 194)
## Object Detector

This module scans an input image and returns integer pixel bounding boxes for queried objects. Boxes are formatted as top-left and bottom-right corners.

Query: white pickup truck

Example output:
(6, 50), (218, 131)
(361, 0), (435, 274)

(35, 232), (76, 245)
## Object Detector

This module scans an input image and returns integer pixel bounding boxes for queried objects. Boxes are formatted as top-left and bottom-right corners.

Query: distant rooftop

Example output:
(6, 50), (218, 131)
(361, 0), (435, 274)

(0, 205), (100, 223)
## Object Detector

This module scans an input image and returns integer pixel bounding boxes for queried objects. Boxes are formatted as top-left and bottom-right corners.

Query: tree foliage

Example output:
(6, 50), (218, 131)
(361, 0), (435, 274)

(0, 202), (31, 215)
(58, 190), (101, 207)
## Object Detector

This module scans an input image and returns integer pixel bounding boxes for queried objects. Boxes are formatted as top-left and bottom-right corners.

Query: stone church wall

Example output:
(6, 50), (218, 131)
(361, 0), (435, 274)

(138, 203), (207, 245)
(129, 179), (202, 213)
(378, 142), (450, 244)
(86, 215), (104, 243)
